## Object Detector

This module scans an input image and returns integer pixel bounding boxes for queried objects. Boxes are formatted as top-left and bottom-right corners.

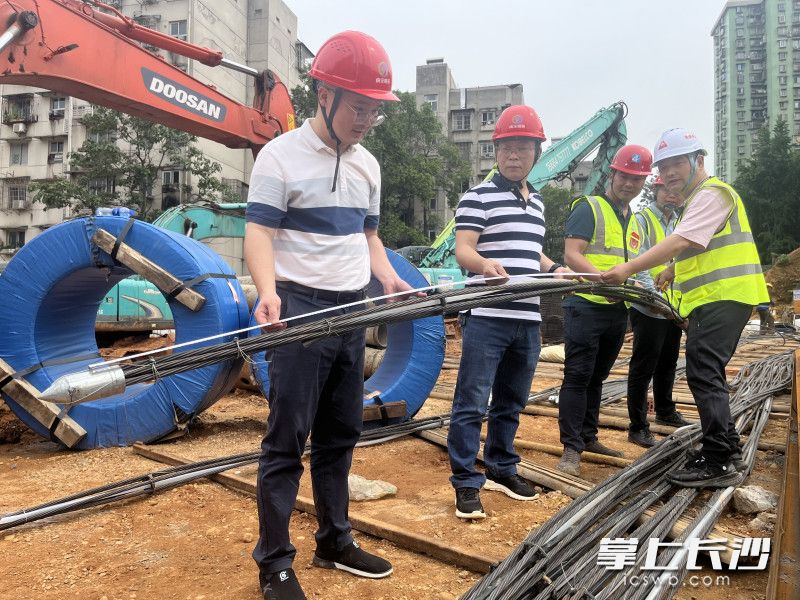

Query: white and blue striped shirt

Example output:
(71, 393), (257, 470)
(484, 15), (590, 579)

(455, 173), (545, 321)
(246, 119), (381, 290)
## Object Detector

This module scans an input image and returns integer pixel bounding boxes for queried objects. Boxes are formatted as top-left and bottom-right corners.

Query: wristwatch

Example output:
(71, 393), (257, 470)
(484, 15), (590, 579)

(547, 263), (563, 273)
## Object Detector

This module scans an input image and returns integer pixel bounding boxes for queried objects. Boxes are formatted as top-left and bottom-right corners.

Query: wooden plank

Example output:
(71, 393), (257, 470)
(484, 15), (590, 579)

(362, 401), (407, 423)
(0, 358), (86, 448)
(417, 429), (592, 499)
(92, 228), (205, 312)
(131, 443), (497, 574)
(766, 349), (799, 599)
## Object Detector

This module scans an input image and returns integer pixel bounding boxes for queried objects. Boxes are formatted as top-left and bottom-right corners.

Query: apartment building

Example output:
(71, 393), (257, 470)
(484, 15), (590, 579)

(712, 0), (800, 182)
(0, 0), (311, 254)
(415, 58), (524, 238)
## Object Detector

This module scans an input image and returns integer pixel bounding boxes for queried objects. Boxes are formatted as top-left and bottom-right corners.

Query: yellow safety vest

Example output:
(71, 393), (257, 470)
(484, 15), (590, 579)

(627, 206), (681, 308)
(572, 195), (631, 305)
(673, 177), (768, 318)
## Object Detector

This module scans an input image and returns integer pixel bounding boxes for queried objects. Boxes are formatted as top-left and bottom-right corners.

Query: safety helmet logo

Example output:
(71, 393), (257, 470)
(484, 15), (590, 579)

(377, 62), (389, 77)
(631, 154), (641, 164)
(657, 141), (668, 149)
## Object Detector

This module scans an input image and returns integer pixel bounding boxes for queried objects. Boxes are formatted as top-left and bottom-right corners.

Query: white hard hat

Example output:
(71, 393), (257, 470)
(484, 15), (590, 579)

(653, 128), (707, 165)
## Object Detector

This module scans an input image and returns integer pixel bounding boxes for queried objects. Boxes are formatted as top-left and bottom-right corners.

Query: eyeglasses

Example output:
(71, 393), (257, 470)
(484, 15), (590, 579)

(343, 101), (385, 127)
(497, 143), (537, 156)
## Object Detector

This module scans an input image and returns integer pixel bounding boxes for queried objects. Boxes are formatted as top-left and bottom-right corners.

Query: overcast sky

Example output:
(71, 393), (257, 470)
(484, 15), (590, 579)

(286, 0), (726, 170)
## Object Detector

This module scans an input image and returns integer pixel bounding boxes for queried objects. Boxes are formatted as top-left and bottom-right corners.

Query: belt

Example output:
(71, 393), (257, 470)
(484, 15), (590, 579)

(276, 281), (367, 304)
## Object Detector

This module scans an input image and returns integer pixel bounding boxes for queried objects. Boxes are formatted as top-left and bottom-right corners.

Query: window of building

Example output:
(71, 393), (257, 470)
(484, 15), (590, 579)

(88, 177), (115, 195)
(48, 140), (64, 163)
(737, 98), (746, 107)
(49, 97), (66, 119)
(736, 38), (745, 48)
(780, 101), (788, 109)
(162, 170), (180, 186)
(780, 64), (787, 73)
(778, 26), (788, 35)
(780, 75), (788, 85)
(3, 229), (25, 247)
(455, 142), (471, 159)
(780, 51), (788, 60)
(735, 51), (745, 60)
(738, 146), (745, 155)
(429, 197), (437, 210)
(737, 134), (745, 143)
(736, 16), (744, 25)
(423, 94), (438, 113)
(452, 112), (471, 131)
(479, 142), (494, 158)
(169, 20), (188, 41)
(480, 110), (497, 126)
(5, 183), (28, 209)
(88, 130), (115, 144)
(793, 39), (800, 49)
(9, 143), (27, 165)
(781, 88), (788, 96)
(736, 28), (744, 37)
(737, 73), (744, 83)
(737, 110), (746, 120)
(737, 87), (745, 96)
(779, 2), (786, 10)
(780, 39), (788, 48)
(736, 63), (745, 72)
(779, 14), (787, 23)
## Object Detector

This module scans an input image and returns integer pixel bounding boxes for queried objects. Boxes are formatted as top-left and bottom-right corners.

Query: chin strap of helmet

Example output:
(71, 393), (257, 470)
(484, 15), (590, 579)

(320, 85), (344, 192)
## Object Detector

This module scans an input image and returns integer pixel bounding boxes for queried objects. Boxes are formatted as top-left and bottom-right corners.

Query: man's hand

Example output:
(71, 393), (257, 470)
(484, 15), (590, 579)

(482, 260), (509, 285)
(655, 265), (675, 290)
(381, 276), (425, 302)
(254, 291), (286, 331)
(600, 264), (632, 285)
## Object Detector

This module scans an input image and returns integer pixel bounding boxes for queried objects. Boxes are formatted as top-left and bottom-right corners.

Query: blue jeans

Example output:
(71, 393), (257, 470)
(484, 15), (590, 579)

(448, 314), (541, 489)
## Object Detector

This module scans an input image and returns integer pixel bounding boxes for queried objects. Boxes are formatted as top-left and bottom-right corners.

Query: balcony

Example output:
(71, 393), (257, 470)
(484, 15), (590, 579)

(2, 109), (37, 126)
(48, 108), (65, 120)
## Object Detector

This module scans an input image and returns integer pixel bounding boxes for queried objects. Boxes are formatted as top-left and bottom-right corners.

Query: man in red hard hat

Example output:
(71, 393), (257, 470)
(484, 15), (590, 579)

(556, 144), (651, 477)
(244, 31), (414, 600)
(447, 105), (570, 520)
(625, 176), (690, 450)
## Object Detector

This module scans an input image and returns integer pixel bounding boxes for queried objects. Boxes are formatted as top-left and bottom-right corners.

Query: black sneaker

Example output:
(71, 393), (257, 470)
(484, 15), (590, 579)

(313, 540), (393, 579)
(667, 455), (741, 489)
(628, 429), (657, 448)
(730, 451), (749, 473)
(583, 440), (625, 458)
(484, 472), (538, 501)
(261, 569), (306, 600)
(454, 487), (486, 519)
(655, 411), (692, 427)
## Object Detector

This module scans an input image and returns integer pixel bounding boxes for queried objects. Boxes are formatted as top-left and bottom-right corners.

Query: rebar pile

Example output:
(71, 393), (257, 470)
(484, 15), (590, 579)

(461, 351), (793, 600)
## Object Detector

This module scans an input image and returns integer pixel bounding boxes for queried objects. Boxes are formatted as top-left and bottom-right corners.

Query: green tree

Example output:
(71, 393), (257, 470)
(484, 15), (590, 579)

(289, 70), (317, 125)
(539, 184), (573, 262)
(734, 118), (800, 263)
(30, 107), (234, 221)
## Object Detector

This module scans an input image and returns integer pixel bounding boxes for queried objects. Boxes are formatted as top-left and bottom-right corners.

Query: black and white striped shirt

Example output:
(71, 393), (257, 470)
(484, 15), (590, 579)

(455, 173), (545, 321)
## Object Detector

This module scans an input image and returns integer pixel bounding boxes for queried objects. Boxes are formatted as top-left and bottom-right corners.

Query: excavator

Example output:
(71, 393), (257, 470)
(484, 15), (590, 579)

(416, 101), (628, 287)
(0, 0), (294, 154)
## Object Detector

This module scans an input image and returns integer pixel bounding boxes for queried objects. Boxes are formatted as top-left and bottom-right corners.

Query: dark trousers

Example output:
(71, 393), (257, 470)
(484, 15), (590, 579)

(253, 287), (365, 576)
(627, 309), (682, 432)
(559, 300), (628, 452)
(448, 315), (541, 489)
(685, 301), (751, 465)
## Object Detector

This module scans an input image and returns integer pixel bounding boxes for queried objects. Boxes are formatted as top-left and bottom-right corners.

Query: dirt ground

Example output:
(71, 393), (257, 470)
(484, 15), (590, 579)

(0, 334), (795, 600)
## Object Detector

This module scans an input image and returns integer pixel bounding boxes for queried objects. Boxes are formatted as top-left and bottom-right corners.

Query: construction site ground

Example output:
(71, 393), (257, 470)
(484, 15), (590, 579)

(0, 328), (796, 600)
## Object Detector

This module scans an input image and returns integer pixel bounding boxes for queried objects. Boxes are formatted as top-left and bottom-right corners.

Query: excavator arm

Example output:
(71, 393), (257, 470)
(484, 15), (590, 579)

(0, 0), (295, 153)
(420, 102), (627, 271)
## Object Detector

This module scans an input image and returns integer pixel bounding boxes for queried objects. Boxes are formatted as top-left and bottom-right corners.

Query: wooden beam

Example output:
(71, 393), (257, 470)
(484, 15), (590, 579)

(92, 228), (205, 312)
(131, 443), (497, 574)
(0, 358), (86, 448)
(767, 349), (799, 599)
(362, 400), (407, 423)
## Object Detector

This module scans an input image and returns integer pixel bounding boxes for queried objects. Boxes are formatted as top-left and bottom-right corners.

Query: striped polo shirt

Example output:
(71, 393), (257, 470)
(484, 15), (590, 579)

(245, 119), (381, 290)
(455, 173), (545, 321)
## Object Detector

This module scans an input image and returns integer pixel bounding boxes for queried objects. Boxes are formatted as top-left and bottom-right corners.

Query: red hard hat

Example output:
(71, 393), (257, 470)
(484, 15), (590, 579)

(309, 31), (400, 101)
(492, 105), (546, 142)
(610, 144), (653, 177)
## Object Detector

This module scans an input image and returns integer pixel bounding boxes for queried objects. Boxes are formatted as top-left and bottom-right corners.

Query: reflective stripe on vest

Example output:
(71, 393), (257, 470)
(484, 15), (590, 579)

(639, 206), (667, 280)
(572, 195), (627, 305)
(673, 177), (768, 318)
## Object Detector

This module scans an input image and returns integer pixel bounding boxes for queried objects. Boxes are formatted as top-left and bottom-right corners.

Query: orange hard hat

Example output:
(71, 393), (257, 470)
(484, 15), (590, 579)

(309, 31), (399, 101)
(610, 144), (653, 177)
(492, 105), (546, 142)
